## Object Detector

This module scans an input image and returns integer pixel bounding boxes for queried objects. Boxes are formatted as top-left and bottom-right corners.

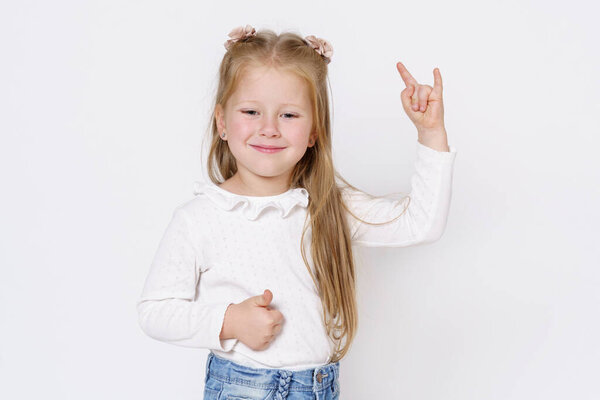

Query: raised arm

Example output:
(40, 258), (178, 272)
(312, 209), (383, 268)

(136, 207), (238, 351)
(343, 140), (457, 247)
(342, 62), (458, 246)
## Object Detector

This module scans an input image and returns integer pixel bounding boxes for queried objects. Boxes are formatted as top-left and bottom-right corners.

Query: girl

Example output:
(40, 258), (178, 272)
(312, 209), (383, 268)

(137, 25), (457, 400)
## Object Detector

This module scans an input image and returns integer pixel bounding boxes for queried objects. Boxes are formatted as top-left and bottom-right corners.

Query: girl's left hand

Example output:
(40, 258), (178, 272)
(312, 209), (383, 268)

(396, 61), (445, 135)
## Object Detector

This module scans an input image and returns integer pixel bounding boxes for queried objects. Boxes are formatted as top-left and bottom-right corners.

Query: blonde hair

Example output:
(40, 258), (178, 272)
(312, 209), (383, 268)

(201, 28), (410, 363)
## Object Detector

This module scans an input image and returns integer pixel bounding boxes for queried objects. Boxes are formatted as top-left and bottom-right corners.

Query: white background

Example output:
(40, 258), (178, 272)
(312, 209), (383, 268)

(1, 0), (599, 399)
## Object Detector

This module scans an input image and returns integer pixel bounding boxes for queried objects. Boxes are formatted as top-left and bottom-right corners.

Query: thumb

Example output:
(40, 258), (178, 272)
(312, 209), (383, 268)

(401, 84), (416, 115)
(254, 289), (273, 307)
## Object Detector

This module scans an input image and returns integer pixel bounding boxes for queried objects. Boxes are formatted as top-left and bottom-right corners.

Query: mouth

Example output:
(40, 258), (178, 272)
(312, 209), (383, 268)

(250, 145), (286, 153)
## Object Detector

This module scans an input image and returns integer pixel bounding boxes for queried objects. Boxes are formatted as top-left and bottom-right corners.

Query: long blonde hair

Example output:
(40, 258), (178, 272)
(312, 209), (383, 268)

(202, 28), (410, 363)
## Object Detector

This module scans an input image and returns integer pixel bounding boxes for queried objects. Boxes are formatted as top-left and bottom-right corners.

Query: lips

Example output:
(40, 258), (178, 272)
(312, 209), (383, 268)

(250, 144), (286, 153)
(251, 145), (286, 149)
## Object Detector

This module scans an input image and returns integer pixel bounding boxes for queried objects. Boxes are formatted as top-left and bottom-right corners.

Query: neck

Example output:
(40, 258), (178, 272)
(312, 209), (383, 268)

(222, 171), (292, 197)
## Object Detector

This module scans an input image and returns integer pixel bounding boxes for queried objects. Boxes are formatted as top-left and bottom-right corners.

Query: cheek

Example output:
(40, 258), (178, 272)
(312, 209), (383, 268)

(288, 122), (312, 143)
(229, 118), (252, 133)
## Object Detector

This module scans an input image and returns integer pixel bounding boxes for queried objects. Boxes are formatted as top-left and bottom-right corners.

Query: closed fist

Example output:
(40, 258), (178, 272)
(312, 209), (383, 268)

(230, 289), (284, 351)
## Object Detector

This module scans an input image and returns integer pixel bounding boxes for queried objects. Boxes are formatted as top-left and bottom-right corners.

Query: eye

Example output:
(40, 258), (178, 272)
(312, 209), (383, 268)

(282, 113), (298, 119)
(242, 110), (258, 116)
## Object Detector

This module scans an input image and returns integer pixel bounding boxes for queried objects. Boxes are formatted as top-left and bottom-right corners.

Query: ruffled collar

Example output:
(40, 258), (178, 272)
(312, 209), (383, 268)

(192, 180), (310, 220)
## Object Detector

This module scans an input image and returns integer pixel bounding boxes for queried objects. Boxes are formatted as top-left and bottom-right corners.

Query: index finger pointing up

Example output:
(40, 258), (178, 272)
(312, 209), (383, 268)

(396, 61), (418, 87)
(433, 67), (443, 96)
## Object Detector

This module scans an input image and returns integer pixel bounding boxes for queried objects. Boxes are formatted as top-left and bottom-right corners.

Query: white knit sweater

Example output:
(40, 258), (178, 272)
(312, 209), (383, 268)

(136, 140), (457, 370)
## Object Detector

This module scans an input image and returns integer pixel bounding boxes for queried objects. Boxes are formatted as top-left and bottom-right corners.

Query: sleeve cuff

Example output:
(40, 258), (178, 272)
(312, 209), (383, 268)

(210, 302), (239, 352)
(416, 140), (457, 164)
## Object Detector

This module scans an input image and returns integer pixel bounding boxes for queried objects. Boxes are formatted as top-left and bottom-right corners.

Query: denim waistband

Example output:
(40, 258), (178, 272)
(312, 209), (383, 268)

(205, 351), (339, 395)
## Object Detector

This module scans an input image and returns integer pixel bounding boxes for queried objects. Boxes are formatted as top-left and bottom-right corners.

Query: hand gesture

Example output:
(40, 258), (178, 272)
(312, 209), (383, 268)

(396, 61), (446, 135)
(229, 289), (284, 351)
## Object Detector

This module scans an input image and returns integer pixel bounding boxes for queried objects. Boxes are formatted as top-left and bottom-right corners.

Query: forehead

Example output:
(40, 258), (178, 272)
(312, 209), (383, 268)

(230, 65), (311, 107)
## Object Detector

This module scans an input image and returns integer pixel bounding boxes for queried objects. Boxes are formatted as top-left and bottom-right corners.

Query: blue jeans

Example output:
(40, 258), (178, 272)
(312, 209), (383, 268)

(204, 351), (340, 400)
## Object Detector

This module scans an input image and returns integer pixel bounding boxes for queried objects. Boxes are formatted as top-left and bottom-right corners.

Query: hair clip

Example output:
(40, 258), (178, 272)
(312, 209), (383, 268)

(223, 25), (333, 64)
(304, 35), (333, 64)
(224, 24), (257, 51)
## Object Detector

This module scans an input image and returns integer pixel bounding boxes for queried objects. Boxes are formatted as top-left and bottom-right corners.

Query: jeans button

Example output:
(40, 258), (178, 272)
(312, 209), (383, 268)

(316, 372), (323, 383)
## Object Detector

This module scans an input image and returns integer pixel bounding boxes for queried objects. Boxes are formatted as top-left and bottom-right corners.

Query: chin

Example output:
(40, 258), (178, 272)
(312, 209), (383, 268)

(249, 169), (289, 178)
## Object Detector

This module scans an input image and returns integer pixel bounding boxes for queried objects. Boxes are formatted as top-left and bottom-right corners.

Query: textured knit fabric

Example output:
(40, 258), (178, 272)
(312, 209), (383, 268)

(136, 140), (457, 370)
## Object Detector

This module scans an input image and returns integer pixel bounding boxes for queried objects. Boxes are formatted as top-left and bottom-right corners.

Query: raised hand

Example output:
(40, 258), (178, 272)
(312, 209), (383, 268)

(396, 61), (446, 136)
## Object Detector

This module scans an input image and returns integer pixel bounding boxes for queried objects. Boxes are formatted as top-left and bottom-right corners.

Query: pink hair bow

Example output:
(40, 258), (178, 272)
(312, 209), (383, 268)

(223, 25), (334, 64)
(224, 24), (257, 50)
(304, 35), (333, 64)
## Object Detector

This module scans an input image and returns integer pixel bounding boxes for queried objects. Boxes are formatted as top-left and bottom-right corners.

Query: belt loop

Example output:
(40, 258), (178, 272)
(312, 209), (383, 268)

(205, 352), (213, 383)
(333, 362), (338, 382)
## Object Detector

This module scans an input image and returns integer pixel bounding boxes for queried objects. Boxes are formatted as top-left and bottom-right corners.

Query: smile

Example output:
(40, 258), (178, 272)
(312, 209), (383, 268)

(250, 145), (286, 153)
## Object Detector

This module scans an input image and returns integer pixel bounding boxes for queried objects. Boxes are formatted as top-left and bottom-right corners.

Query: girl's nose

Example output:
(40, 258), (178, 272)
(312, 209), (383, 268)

(259, 114), (281, 137)
(260, 129), (280, 137)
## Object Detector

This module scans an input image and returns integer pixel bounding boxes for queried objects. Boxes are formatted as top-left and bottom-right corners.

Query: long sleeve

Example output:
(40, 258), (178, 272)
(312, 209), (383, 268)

(136, 206), (238, 351)
(343, 140), (457, 247)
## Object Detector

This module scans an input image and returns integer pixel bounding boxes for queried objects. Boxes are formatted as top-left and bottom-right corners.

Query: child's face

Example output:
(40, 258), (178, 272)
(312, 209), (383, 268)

(215, 65), (316, 186)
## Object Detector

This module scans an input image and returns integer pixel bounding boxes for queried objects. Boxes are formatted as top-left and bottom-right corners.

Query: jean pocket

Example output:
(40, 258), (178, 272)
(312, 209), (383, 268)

(220, 385), (276, 400)
(203, 376), (223, 400)
(204, 387), (221, 400)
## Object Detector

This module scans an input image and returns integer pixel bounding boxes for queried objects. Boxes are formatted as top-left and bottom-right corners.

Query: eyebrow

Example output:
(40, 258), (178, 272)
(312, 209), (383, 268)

(234, 100), (305, 108)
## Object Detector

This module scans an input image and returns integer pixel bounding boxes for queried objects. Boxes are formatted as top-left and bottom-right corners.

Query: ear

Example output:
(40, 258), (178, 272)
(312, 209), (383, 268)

(214, 103), (226, 134)
(307, 132), (317, 148)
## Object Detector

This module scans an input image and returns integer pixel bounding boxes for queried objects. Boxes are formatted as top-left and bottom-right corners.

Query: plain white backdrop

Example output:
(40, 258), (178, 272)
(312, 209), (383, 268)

(1, 0), (598, 399)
